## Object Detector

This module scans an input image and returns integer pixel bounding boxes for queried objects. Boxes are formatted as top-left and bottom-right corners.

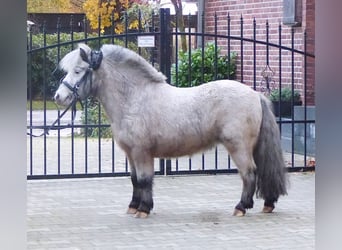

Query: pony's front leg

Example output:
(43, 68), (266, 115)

(134, 173), (154, 218)
(128, 151), (154, 218)
(127, 168), (141, 215)
(127, 169), (154, 218)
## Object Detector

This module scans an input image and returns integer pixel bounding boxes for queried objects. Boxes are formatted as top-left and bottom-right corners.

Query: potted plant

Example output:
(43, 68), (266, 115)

(269, 87), (302, 117)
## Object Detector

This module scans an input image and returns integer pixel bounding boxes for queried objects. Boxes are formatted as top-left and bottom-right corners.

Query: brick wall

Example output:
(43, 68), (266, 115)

(204, 0), (315, 105)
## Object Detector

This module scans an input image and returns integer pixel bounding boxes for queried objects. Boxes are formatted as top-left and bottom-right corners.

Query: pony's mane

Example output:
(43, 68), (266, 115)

(59, 43), (167, 83)
(100, 44), (167, 83)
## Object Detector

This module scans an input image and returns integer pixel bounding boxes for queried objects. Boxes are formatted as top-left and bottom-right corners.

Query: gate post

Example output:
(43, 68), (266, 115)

(158, 8), (172, 175)
(159, 8), (172, 82)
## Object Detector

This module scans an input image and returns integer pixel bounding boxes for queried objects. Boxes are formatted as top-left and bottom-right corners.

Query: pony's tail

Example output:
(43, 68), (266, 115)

(253, 94), (288, 203)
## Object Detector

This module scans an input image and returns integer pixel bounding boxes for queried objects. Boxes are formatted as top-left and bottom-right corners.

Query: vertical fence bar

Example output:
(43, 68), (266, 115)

(187, 13), (193, 169)
(97, 15), (102, 174)
(83, 17), (89, 174)
(227, 13), (231, 169)
(159, 8), (171, 175)
(138, 10), (142, 55)
(124, 12), (128, 48)
(112, 139), (115, 173)
(83, 16), (88, 174)
(214, 13), (219, 170)
(84, 16), (88, 44)
(97, 15), (101, 48)
(187, 13), (192, 87)
(200, 11), (205, 84)
(278, 23), (282, 134)
(240, 15), (244, 82)
(70, 16), (75, 174)
(175, 9), (179, 86)
(125, 157), (128, 173)
(214, 12), (218, 80)
(265, 20), (270, 90)
(98, 105), (102, 174)
(201, 11), (205, 170)
(43, 21), (47, 175)
(291, 27), (295, 167)
(70, 15), (74, 49)
(151, 13), (156, 65)
(28, 26), (33, 176)
(227, 13), (231, 80)
(175, 9), (180, 171)
(159, 8), (171, 84)
(84, 99), (88, 174)
(266, 20), (269, 66)
(253, 18), (256, 90)
(303, 30), (308, 166)
(57, 18), (61, 175)
(111, 12), (115, 44)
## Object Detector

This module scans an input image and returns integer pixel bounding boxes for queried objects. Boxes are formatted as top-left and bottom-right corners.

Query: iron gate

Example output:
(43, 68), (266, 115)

(27, 9), (315, 179)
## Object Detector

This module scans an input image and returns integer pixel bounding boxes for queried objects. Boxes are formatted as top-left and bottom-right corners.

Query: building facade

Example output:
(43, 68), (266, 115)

(204, 0), (315, 105)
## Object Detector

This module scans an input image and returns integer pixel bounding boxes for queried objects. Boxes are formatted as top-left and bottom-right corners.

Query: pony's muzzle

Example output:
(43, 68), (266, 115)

(54, 89), (73, 106)
(54, 92), (64, 106)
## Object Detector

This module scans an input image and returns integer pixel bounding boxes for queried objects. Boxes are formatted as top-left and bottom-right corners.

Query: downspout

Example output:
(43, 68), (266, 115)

(197, 0), (205, 48)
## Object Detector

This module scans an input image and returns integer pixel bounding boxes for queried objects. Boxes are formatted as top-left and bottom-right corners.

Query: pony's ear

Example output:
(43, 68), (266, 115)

(80, 47), (89, 63)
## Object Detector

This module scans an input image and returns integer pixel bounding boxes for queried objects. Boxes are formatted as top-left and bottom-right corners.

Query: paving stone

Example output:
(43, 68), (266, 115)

(28, 173), (315, 249)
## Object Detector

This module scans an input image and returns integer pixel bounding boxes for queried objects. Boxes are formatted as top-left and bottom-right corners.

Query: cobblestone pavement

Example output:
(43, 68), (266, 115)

(27, 172), (315, 249)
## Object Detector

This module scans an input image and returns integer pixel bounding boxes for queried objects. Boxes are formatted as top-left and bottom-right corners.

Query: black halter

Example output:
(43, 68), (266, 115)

(27, 49), (103, 137)
(61, 68), (92, 101)
(61, 49), (103, 101)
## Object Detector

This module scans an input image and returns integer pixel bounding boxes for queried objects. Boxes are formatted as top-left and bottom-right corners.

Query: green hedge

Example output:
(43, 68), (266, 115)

(81, 98), (113, 138)
(171, 43), (237, 87)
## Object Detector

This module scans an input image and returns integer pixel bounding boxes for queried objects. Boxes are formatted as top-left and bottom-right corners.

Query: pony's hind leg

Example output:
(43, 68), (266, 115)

(234, 168), (256, 216)
(262, 199), (276, 213)
(226, 144), (257, 216)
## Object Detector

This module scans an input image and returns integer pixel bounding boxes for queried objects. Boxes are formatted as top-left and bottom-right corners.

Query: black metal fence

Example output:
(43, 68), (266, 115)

(27, 9), (315, 179)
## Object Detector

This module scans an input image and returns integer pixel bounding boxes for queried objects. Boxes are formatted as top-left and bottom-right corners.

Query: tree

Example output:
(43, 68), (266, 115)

(27, 0), (73, 13)
(125, 1), (157, 31)
(82, 0), (130, 34)
(170, 0), (187, 52)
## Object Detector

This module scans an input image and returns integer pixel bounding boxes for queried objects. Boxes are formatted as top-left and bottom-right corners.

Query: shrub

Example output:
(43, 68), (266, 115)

(81, 98), (112, 138)
(171, 43), (237, 87)
(269, 87), (301, 102)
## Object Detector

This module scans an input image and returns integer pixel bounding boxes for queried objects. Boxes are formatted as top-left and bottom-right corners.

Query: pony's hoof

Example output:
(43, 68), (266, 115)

(233, 208), (245, 217)
(262, 206), (274, 213)
(127, 207), (138, 214)
(134, 211), (149, 219)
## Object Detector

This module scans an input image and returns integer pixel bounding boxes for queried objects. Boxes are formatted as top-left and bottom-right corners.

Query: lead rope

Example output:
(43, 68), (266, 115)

(27, 97), (79, 137)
